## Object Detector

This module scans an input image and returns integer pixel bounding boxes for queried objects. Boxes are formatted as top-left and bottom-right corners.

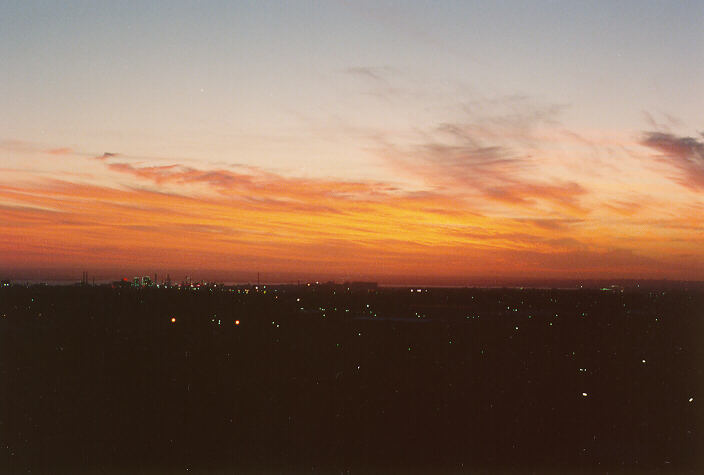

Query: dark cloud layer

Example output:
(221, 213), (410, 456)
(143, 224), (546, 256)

(641, 131), (704, 190)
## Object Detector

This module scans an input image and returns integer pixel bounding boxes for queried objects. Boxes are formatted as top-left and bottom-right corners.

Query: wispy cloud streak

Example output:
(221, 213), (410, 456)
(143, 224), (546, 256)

(641, 131), (704, 190)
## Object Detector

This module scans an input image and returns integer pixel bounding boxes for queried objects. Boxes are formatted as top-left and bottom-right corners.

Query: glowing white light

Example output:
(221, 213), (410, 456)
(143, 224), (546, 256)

(582, 392), (588, 397)
(689, 397), (694, 403)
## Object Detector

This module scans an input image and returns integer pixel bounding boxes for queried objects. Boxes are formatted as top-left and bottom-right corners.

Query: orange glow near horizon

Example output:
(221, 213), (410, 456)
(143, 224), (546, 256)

(1, 133), (703, 284)
(2, 2), (703, 284)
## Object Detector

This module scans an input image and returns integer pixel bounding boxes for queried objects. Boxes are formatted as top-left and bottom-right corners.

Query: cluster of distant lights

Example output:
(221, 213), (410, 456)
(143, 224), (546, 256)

(5, 292), (697, 407)
(170, 316), (240, 325)
(4, 283), (698, 406)
(17, 285), (691, 405)
(167, 315), (701, 406)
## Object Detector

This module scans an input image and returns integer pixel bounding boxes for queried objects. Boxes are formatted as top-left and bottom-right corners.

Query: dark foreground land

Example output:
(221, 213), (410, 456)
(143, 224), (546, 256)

(1, 284), (702, 472)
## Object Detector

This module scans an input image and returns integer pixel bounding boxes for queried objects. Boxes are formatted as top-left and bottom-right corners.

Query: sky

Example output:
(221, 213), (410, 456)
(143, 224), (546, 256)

(1, 0), (703, 284)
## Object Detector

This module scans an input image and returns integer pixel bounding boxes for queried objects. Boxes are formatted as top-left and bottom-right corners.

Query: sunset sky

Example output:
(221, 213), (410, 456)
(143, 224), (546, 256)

(1, 0), (703, 284)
